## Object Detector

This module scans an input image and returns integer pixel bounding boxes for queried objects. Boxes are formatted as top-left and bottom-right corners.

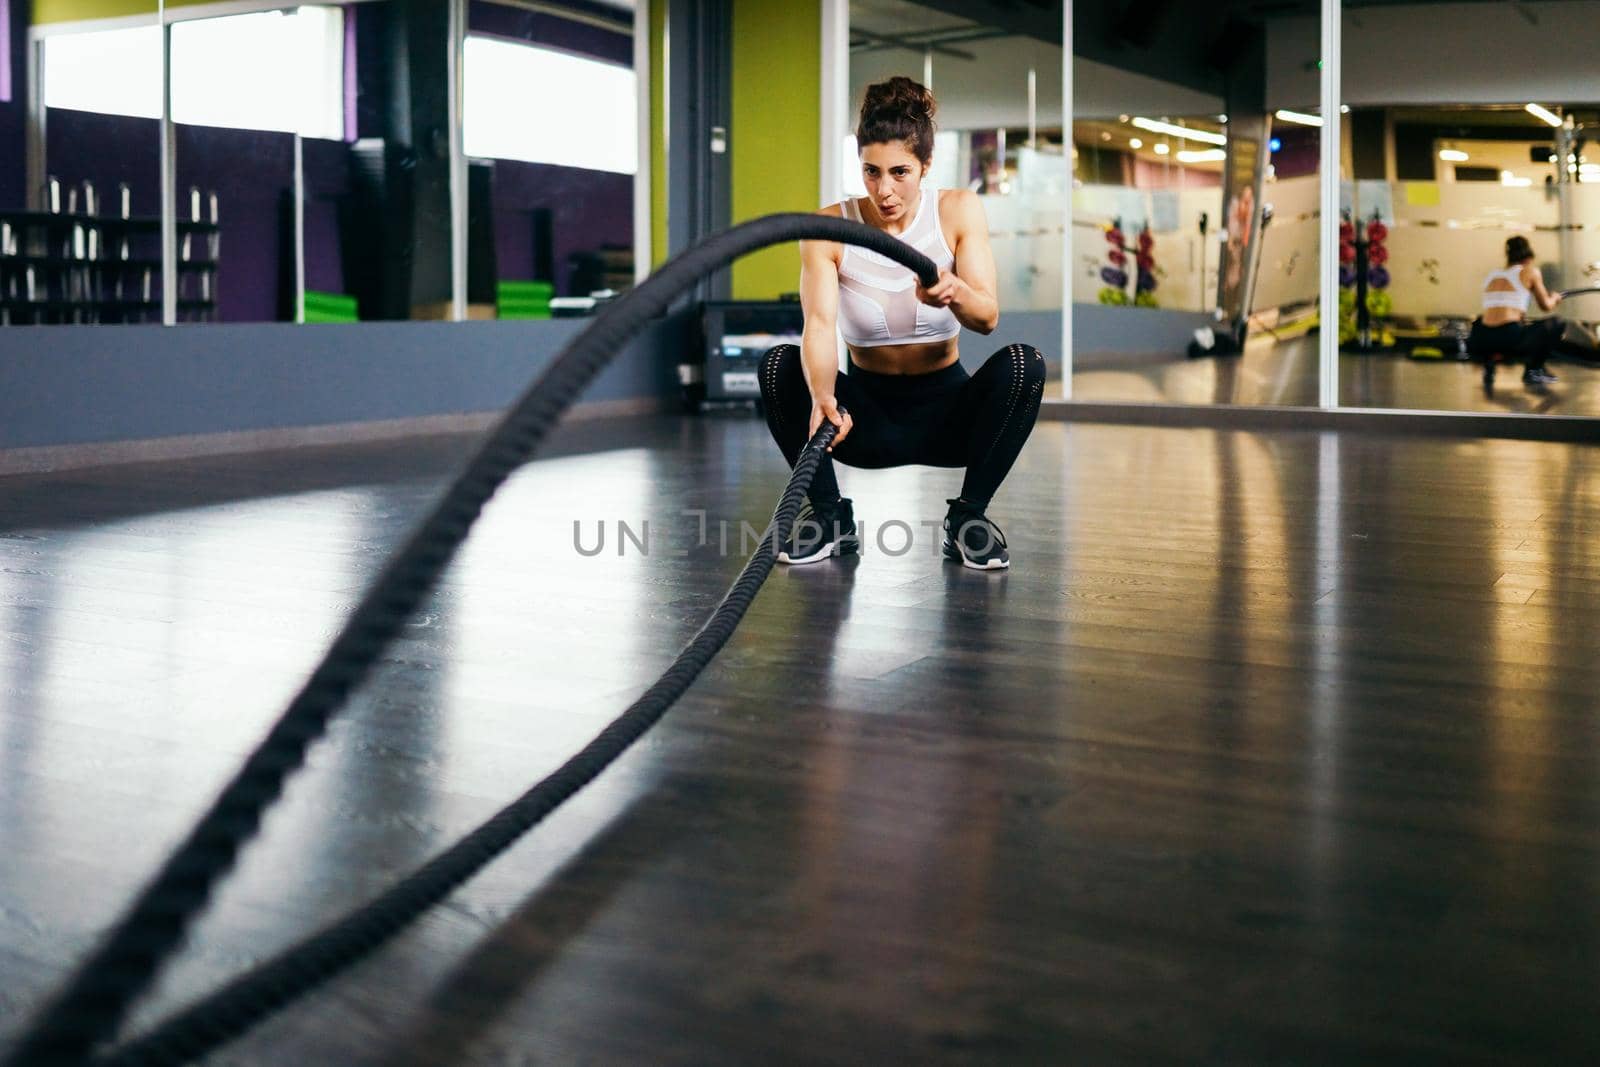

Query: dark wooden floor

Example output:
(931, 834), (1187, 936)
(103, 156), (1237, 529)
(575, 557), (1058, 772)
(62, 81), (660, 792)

(3, 415), (1600, 1064)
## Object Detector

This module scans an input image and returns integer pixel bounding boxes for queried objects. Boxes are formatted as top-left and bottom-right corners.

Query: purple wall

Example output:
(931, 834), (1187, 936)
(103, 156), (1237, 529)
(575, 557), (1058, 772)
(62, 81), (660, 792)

(45, 109), (162, 217)
(302, 136), (351, 295)
(0, 0), (26, 211)
(468, 0), (629, 65)
(175, 123), (295, 323)
(489, 159), (631, 292)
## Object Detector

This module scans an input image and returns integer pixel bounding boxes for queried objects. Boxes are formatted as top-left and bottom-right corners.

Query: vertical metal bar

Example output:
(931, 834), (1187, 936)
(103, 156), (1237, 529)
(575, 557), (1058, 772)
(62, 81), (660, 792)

(161, 10), (176, 326)
(819, 0), (849, 208)
(1060, 0), (1072, 399)
(448, 0), (467, 321)
(633, 0), (651, 284)
(294, 133), (306, 324)
(1318, 0), (1340, 408)
(25, 34), (44, 211)
(922, 46), (932, 91)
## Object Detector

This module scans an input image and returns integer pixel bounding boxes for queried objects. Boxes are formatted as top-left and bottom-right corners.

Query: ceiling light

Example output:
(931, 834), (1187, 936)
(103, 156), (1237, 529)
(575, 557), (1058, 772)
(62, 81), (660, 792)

(1129, 138), (1143, 149)
(1526, 102), (1563, 127)
(1439, 149), (1469, 162)
(1274, 108), (1323, 128)
(1153, 143), (1170, 156)
(1130, 117), (1226, 146)
(1177, 149), (1227, 163)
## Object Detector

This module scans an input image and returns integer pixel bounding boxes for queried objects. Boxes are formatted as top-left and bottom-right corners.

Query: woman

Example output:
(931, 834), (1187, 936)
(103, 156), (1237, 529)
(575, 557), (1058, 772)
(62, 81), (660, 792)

(758, 76), (1046, 571)
(1468, 235), (1563, 388)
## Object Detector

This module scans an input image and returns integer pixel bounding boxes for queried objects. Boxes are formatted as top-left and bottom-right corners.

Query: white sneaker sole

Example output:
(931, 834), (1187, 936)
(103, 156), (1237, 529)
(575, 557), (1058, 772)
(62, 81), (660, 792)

(778, 538), (860, 565)
(944, 544), (1009, 570)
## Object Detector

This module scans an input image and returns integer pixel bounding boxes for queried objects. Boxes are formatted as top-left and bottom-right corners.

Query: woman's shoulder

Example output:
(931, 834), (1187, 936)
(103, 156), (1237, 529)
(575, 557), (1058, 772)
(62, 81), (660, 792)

(936, 187), (984, 222)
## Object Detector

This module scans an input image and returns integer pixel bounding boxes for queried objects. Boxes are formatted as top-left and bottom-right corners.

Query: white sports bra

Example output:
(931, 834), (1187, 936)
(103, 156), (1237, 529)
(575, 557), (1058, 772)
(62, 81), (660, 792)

(836, 187), (960, 348)
(1482, 266), (1532, 313)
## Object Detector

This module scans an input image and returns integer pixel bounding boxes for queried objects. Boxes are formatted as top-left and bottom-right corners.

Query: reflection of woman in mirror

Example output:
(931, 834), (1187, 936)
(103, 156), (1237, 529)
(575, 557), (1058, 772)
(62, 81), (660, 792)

(1468, 235), (1563, 388)
(757, 76), (1046, 571)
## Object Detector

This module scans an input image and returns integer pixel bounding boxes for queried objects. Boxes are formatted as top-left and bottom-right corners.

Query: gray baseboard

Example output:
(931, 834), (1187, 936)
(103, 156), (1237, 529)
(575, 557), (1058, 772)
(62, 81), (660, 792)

(0, 396), (674, 476)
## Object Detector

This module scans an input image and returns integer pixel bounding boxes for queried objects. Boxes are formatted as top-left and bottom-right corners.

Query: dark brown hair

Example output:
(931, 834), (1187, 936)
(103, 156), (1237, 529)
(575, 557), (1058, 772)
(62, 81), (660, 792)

(856, 76), (937, 165)
(1506, 235), (1535, 265)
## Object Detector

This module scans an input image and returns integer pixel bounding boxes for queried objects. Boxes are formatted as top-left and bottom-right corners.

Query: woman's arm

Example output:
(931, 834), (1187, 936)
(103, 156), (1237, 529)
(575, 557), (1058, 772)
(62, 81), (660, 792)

(917, 189), (999, 334)
(1525, 264), (1562, 313)
(799, 209), (853, 449)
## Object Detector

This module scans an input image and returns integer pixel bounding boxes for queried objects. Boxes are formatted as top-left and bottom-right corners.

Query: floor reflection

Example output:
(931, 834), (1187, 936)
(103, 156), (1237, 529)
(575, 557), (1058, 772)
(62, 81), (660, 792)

(1070, 333), (1600, 413)
(6, 416), (1600, 1061)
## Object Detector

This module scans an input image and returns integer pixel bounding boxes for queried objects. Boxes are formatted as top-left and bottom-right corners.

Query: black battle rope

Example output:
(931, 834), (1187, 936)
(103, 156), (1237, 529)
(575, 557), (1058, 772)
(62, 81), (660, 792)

(94, 416), (840, 1067)
(6, 214), (936, 1067)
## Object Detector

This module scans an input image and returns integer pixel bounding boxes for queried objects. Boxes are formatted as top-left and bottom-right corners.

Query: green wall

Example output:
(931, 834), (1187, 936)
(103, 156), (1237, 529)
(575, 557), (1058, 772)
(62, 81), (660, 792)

(34, 0), (154, 22)
(650, 0), (667, 269)
(729, 0), (818, 299)
(35, 0), (217, 24)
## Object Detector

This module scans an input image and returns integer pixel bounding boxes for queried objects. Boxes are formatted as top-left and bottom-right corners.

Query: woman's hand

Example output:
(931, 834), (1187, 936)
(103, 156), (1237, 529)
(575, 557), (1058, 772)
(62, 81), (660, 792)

(916, 269), (965, 309)
(808, 395), (853, 452)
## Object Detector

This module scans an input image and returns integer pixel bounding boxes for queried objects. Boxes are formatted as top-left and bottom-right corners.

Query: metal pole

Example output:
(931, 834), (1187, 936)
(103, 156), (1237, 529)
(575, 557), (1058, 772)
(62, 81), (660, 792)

(1318, 0), (1341, 408)
(633, 0), (651, 283)
(161, 12), (176, 326)
(25, 36), (45, 212)
(448, 0), (467, 320)
(1060, 0), (1073, 399)
(820, 0), (849, 207)
(294, 134), (306, 324)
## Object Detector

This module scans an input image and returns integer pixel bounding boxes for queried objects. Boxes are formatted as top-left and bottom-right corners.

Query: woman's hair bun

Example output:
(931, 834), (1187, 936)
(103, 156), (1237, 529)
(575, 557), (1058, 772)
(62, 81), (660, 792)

(857, 76), (938, 165)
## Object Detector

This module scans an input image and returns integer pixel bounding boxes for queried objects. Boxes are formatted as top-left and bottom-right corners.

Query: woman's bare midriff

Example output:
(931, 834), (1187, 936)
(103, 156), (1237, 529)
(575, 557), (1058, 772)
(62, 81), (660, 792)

(847, 337), (961, 375)
(1481, 307), (1525, 328)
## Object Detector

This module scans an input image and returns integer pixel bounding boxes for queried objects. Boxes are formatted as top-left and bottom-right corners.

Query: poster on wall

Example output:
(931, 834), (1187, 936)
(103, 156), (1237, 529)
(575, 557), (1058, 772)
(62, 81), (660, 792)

(1216, 113), (1270, 331)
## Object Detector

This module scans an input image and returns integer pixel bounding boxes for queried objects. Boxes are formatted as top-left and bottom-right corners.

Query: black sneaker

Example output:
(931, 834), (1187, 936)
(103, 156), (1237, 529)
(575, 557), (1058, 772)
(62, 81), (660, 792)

(1524, 366), (1559, 385)
(778, 497), (860, 565)
(942, 499), (1009, 570)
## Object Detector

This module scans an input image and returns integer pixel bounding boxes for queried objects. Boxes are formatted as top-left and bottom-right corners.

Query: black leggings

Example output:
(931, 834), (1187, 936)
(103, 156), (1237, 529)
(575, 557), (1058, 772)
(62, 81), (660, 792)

(1467, 317), (1562, 371)
(758, 343), (1047, 510)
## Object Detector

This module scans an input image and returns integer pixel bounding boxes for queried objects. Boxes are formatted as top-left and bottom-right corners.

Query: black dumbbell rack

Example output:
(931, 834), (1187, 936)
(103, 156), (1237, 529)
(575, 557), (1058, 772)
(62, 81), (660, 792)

(1, 211), (219, 326)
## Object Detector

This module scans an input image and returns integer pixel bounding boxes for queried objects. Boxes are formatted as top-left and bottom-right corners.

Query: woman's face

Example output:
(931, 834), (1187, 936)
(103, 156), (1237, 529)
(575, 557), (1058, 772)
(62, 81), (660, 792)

(860, 141), (927, 223)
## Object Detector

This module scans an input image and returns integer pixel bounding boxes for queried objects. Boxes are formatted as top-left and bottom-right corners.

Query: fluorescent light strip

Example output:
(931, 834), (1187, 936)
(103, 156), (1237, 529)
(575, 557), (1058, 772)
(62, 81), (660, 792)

(1129, 116), (1226, 146)
(1274, 108), (1323, 128)
(1439, 149), (1469, 162)
(1525, 102), (1563, 128)
(1176, 149), (1227, 164)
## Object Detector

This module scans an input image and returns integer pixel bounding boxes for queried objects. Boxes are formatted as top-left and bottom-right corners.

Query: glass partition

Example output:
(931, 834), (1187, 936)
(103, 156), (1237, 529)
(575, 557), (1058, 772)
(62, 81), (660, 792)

(463, 0), (638, 322)
(169, 5), (346, 323)
(5, 14), (162, 325)
(1339, 0), (1600, 415)
(1070, 0), (1324, 405)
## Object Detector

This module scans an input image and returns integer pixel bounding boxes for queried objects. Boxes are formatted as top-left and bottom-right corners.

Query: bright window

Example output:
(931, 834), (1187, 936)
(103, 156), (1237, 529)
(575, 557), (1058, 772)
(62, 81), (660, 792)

(172, 7), (344, 138)
(42, 6), (344, 139)
(465, 36), (637, 174)
(42, 24), (163, 120)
